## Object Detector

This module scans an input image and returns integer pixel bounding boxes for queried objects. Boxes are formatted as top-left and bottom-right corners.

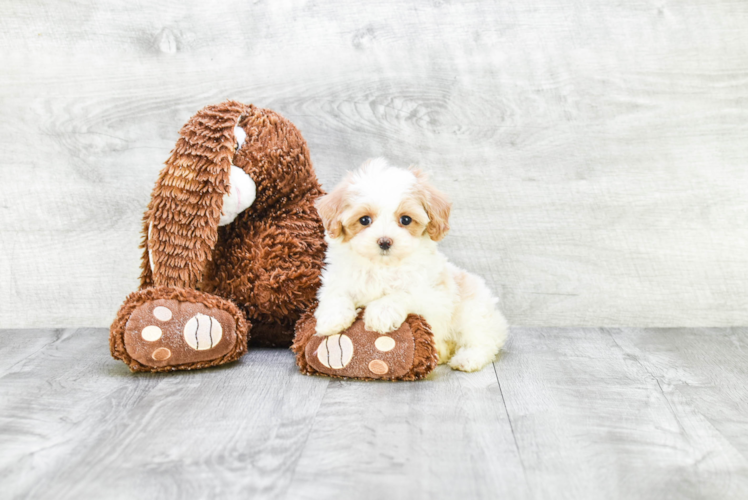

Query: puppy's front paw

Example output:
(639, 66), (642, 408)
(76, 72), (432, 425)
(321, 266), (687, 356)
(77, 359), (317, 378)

(448, 347), (497, 372)
(364, 299), (407, 334)
(315, 306), (357, 337)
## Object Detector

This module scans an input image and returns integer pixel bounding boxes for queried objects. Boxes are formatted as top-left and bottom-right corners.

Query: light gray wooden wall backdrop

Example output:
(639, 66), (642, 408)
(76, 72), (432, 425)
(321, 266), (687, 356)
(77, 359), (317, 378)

(1, 0), (747, 329)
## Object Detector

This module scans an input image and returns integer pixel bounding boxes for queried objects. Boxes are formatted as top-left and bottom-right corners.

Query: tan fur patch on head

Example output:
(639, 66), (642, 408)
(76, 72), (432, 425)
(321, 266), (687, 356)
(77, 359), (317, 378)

(315, 175), (353, 238)
(395, 198), (429, 238)
(341, 203), (378, 242)
(410, 168), (452, 241)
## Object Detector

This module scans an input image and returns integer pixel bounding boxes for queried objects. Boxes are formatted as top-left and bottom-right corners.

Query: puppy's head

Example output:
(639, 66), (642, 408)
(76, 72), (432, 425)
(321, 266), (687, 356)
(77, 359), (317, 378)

(316, 158), (451, 263)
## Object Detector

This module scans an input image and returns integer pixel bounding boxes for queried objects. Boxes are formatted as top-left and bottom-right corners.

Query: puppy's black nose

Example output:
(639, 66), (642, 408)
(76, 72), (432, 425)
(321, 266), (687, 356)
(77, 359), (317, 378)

(377, 237), (393, 250)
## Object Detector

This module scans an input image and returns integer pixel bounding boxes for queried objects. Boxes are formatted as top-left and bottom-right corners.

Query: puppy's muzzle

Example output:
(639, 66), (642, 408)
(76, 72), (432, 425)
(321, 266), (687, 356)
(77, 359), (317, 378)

(377, 237), (393, 251)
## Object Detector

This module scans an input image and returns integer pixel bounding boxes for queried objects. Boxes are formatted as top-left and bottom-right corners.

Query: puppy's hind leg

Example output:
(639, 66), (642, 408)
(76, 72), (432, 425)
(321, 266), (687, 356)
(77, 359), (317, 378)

(448, 272), (508, 372)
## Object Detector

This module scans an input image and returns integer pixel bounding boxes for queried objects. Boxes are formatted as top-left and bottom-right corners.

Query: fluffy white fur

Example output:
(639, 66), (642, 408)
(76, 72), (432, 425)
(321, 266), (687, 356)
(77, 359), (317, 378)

(314, 158), (508, 372)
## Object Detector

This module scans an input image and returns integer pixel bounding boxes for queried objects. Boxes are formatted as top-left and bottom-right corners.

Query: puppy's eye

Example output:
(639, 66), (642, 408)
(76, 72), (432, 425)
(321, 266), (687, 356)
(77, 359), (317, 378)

(400, 215), (412, 226)
(359, 216), (372, 226)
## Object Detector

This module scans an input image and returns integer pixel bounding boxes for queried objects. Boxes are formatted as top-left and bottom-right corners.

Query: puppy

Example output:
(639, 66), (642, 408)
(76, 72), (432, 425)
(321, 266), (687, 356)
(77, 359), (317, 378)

(313, 158), (508, 372)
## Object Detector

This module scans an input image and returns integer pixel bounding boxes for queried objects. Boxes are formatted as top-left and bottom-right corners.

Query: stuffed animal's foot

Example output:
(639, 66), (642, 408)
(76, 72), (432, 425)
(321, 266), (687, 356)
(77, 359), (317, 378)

(293, 310), (438, 381)
(110, 287), (249, 372)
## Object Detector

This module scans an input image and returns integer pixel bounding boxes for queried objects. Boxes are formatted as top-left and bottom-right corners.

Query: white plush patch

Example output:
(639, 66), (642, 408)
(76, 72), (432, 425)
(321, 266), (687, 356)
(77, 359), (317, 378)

(317, 334), (354, 369)
(141, 325), (163, 342)
(183, 313), (223, 350)
(218, 165), (256, 226)
(234, 125), (246, 151)
(374, 336), (396, 352)
(152, 306), (172, 322)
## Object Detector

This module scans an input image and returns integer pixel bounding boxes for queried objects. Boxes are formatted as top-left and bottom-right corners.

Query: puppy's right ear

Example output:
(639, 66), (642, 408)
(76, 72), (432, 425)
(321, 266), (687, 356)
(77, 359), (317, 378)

(315, 181), (349, 239)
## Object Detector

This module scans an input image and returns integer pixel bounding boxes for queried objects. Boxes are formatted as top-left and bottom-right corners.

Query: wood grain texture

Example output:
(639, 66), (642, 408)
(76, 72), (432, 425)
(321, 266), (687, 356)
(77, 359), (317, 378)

(1, 0), (747, 328)
(0, 329), (330, 499)
(2, 327), (748, 499)
(498, 327), (748, 499)
(285, 366), (529, 499)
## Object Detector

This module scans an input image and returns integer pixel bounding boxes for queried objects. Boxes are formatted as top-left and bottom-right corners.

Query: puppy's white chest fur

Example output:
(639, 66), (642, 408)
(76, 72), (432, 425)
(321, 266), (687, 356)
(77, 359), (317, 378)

(324, 239), (459, 335)
(354, 250), (451, 305)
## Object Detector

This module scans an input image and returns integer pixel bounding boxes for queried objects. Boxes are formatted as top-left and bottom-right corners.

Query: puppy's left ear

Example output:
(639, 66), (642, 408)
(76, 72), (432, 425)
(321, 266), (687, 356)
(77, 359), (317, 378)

(412, 168), (451, 241)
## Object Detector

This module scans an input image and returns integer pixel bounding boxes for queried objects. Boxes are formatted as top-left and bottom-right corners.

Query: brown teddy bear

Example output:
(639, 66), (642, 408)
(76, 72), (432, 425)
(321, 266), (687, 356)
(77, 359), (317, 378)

(110, 101), (325, 371)
(110, 101), (437, 379)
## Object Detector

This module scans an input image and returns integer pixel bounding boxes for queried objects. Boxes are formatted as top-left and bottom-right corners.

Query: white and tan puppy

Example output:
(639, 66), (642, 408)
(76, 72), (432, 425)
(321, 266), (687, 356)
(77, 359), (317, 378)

(313, 158), (508, 372)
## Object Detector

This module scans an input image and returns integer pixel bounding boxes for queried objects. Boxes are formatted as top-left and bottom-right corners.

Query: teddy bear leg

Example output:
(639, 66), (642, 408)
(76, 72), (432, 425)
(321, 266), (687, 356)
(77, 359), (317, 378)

(292, 310), (438, 381)
(110, 287), (249, 372)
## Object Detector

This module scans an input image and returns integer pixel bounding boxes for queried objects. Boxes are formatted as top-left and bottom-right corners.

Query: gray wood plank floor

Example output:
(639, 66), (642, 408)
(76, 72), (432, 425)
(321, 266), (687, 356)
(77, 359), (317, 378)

(2, 327), (747, 500)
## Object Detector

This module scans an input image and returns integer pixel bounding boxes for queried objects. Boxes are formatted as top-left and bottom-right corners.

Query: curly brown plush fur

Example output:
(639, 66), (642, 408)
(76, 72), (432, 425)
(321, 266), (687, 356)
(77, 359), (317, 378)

(142, 102), (325, 347)
(112, 101), (325, 374)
